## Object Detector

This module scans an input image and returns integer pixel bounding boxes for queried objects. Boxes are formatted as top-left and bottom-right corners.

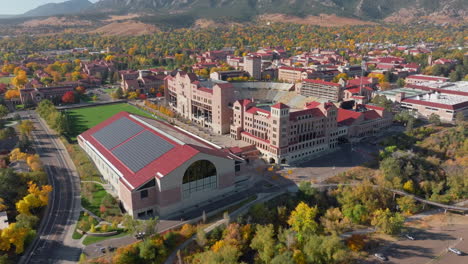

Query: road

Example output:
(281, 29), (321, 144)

(19, 111), (82, 264)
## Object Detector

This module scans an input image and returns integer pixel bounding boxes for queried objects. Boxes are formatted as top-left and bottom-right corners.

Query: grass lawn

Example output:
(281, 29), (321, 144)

(82, 230), (129, 246)
(102, 88), (116, 94)
(64, 103), (154, 142)
(0, 77), (11, 84)
(81, 183), (121, 219)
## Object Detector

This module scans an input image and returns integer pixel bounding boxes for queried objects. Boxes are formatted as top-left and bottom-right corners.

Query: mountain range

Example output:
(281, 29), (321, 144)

(12, 0), (468, 23)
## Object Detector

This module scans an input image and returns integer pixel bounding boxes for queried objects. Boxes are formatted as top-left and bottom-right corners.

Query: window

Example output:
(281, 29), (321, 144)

(140, 190), (148, 199)
(182, 160), (217, 199)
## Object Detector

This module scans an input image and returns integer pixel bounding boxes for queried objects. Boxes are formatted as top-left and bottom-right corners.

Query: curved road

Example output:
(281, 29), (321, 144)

(19, 111), (82, 264)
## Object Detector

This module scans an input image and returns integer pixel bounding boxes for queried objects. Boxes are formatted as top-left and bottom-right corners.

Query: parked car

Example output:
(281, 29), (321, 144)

(107, 246), (116, 252)
(448, 247), (462, 255)
(100, 247), (106, 253)
(374, 253), (388, 261)
(405, 234), (415, 240)
(135, 232), (146, 240)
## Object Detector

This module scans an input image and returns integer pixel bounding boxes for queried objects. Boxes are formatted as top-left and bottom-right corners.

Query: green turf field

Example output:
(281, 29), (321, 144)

(65, 103), (154, 141)
(0, 77), (11, 84)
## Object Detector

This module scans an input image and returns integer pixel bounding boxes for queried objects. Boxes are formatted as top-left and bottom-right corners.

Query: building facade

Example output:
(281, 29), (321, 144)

(244, 55), (262, 80)
(79, 112), (251, 218)
(278, 66), (305, 83)
(300, 79), (345, 102)
(230, 101), (345, 164)
(165, 71), (235, 134)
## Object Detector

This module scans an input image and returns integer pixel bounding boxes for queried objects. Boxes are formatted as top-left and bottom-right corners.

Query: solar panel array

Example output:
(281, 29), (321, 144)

(93, 118), (144, 149)
(111, 130), (175, 172)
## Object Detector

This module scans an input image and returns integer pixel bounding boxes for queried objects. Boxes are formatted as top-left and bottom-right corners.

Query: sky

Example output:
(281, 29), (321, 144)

(0, 0), (99, 15)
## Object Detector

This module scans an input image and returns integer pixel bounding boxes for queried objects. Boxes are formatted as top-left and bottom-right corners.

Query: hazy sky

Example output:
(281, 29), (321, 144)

(0, 0), (99, 15)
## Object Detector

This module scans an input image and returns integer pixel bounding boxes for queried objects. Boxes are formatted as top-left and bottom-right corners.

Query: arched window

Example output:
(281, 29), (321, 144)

(182, 160), (217, 198)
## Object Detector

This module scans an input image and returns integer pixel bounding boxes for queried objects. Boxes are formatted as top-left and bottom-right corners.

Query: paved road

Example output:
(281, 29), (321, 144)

(19, 111), (82, 264)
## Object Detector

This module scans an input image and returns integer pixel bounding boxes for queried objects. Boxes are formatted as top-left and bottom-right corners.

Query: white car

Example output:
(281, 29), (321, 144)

(405, 234), (415, 240)
(374, 253), (388, 261)
(448, 247), (462, 255)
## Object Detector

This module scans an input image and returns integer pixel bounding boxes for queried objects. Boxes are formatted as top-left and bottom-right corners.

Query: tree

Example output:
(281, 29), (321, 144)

(303, 235), (348, 264)
(396, 196), (417, 215)
(250, 224), (276, 263)
(196, 228), (208, 247)
(11, 70), (27, 89)
(320, 207), (351, 235)
(62, 91), (75, 104)
(75, 86), (86, 95)
(192, 244), (240, 264)
(287, 202), (319, 241)
(0, 105), (8, 118)
(111, 88), (123, 99)
(428, 113), (441, 125)
(4, 90), (20, 100)
(371, 208), (404, 235)
(19, 120), (35, 137)
(396, 78), (405, 88)
(271, 251), (295, 264)
(406, 117), (414, 132)
(455, 112), (465, 125)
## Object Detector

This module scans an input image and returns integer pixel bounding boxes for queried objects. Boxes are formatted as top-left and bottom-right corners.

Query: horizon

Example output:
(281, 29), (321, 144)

(0, 0), (99, 15)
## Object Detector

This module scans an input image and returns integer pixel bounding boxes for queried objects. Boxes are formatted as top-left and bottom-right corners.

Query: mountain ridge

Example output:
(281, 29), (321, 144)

(23, 0), (93, 17)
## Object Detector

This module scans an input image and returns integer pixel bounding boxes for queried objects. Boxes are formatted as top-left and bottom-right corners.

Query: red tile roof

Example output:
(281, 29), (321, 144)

(271, 102), (289, 109)
(337, 108), (361, 126)
(79, 112), (237, 190)
(246, 107), (270, 116)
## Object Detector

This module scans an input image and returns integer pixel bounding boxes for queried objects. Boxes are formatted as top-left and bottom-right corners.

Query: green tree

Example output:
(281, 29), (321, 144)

(250, 224), (276, 263)
(371, 208), (404, 234)
(0, 105), (8, 118)
(303, 235), (348, 264)
(396, 78), (405, 88)
(396, 196), (418, 215)
(271, 251), (295, 264)
(428, 113), (441, 125)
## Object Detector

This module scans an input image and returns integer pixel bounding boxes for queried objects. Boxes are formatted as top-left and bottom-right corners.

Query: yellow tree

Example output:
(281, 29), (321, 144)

(4, 89), (20, 100)
(19, 120), (35, 136)
(11, 70), (28, 88)
(288, 202), (319, 241)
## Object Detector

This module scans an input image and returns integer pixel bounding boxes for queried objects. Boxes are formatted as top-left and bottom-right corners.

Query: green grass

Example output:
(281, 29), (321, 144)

(102, 88), (116, 94)
(82, 230), (129, 246)
(81, 183), (121, 219)
(64, 103), (154, 142)
(0, 77), (11, 84)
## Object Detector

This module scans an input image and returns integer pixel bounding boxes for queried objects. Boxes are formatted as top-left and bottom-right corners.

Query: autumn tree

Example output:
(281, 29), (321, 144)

(287, 202), (319, 241)
(19, 120), (35, 137)
(62, 91), (75, 104)
(320, 207), (351, 235)
(396, 196), (418, 216)
(371, 208), (404, 235)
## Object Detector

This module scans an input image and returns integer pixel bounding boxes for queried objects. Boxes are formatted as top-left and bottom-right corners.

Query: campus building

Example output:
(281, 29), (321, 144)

(78, 112), (251, 218)
(230, 100), (346, 164)
(165, 71), (235, 134)
(299, 79), (345, 102)
(278, 66), (305, 83)
(243, 55), (262, 80)
(376, 81), (468, 122)
(337, 105), (393, 140)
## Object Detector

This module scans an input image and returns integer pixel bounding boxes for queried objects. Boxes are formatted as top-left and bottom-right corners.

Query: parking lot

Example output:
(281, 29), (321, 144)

(363, 213), (468, 264)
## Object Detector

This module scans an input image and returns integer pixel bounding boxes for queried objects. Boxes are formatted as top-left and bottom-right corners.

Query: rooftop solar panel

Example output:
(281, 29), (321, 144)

(93, 118), (144, 149)
(111, 130), (174, 172)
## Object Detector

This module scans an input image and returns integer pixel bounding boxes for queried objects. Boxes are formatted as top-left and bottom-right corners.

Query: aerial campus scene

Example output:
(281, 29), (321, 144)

(0, 0), (467, 263)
